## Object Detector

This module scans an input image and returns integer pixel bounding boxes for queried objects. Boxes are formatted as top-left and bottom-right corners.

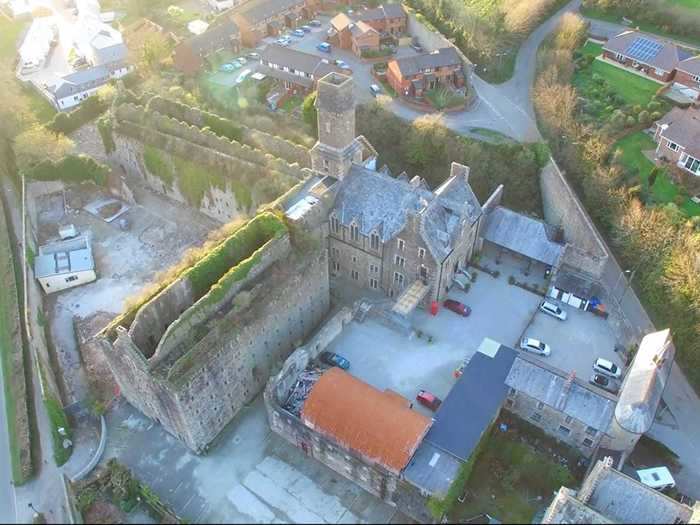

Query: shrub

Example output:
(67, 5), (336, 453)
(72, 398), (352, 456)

(44, 397), (72, 466)
(638, 110), (650, 125)
(26, 155), (109, 186)
(46, 95), (108, 135)
(626, 115), (637, 127)
(302, 91), (318, 136)
(97, 115), (116, 155)
(202, 112), (243, 142)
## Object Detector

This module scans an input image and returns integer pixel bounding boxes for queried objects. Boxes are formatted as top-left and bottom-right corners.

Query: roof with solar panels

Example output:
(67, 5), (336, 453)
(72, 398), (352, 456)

(603, 30), (681, 72)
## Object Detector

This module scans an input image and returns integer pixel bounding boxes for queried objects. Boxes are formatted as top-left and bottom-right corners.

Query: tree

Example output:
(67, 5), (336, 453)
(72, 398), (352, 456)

(14, 125), (73, 170)
(140, 33), (171, 72)
(302, 91), (318, 136)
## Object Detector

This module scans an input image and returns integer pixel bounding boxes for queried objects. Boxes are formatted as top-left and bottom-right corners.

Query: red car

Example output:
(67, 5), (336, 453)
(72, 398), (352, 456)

(416, 390), (442, 411)
(444, 299), (471, 317)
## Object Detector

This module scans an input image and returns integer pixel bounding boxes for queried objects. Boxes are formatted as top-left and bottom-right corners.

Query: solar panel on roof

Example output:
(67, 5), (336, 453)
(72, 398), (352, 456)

(626, 37), (663, 63)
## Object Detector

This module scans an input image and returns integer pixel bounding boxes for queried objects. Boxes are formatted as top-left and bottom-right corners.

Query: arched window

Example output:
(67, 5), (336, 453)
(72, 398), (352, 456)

(370, 231), (380, 250)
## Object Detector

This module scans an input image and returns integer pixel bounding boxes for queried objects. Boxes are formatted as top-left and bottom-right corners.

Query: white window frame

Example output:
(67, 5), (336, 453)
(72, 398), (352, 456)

(351, 269), (359, 281)
(418, 247), (425, 258)
(369, 277), (378, 289)
(370, 232), (380, 250)
(350, 223), (359, 242)
(394, 254), (405, 267)
(393, 271), (404, 287)
(692, 74), (700, 83)
(369, 263), (379, 274)
(397, 238), (405, 251)
(667, 140), (680, 152)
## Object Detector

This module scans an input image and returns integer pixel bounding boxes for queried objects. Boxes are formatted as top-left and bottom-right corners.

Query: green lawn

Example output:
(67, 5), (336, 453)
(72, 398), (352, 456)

(591, 60), (661, 106)
(468, 127), (515, 144)
(0, 16), (25, 62)
(448, 431), (574, 524)
(613, 132), (700, 215)
(279, 95), (303, 113)
(580, 41), (603, 60)
(425, 87), (465, 110)
(667, 0), (699, 8)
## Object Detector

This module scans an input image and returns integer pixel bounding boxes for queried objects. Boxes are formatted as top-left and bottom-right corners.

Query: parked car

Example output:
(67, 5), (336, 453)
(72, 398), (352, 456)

(301, 25), (312, 32)
(236, 68), (252, 84)
(457, 267), (472, 280)
(636, 467), (675, 491)
(444, 299), (471, 317)
(292, 28), (305, 37)
(309, 19), (322, 27)
(319, 351), (350, 370)
(237, 56), (248, 64)
(277, 37), (291, 46)
(593, 358), (622, 379)
(589, 373), (620, 394)
(416, 390), (442, 411)
(369, 83), (381, 96)
(317, 42), (331, 53)
(520, 338), (551, 357)
(539, 300), (567, 321)
(246, 52), (260, 60)
(230, 60), (243, 69)
(219, 63), (235, 72)
(335, 59), (350, 69)
(410, 41), (423, 52)
(452, 272), (470, 291)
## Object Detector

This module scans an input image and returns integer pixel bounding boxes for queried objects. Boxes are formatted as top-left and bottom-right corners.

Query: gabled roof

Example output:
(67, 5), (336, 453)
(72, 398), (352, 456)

(615, 329), (674, 434)
(182, 20), (239, 55)
(603, 30), (680, 72)
(678, 55), (700, 76)
(50, 65), (110, 98)
(261, 44), (342, 78)
(482, 206), (564, 266)
(350, 20), (379, 37)
(230, 0), (303, 26)
(356, 3), (405, 21)
(506, 354), (617, 431)
(391, 47), (462, 78)
(301, 367), (431, 474)
(657, 107), (700, 159)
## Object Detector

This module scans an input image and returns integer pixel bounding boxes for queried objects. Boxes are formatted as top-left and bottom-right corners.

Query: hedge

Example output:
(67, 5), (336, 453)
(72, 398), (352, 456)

(44, 396), (72, 466)
(46, 96), (108, 135)
(25, 154), (109, 186)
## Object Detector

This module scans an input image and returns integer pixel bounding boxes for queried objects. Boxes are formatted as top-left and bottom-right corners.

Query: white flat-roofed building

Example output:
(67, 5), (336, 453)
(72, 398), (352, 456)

(34, 234), (96, 294)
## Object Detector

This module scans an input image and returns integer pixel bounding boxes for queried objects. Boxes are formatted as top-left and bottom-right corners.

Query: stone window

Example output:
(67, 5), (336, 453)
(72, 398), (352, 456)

(615, 52), (625, 61)
(350, 223), (359, 242)
(585, 426), (597, 437)
(418, 247), (425, 258)
(369, 263), (379, 274)
(565, 415), (573, 424)
(394, 255), (405, 267)
(420, 265), (428, 280)
(351, 270), (359, 280)
(332, 261), (340, 273)
(370, 232), (380, 250)
(537, 401), (544, 410)
(530, 412), (542, 423)
(583, 438), (594, 447)
(332, 247), (339, 259)
(323, 158), (330, 173)
(369, 278), (378, 289)
(397, 238), (405, 251)
(330, 216), (339, 234)
(558, 425), (571, 436)
(393, 272), (405, 287)
(352, 255), (357, 264)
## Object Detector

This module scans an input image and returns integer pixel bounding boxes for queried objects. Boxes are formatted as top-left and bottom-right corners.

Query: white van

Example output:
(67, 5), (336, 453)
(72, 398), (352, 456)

(593, 358), (622, 379)
(636, 467), (675, 491)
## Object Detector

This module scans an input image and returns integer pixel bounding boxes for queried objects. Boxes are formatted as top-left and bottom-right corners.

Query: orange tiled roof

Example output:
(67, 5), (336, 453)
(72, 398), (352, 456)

(301, 368), (431, 473)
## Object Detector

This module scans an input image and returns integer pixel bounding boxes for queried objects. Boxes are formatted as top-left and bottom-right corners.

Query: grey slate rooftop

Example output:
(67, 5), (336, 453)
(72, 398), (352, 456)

(332, 162), (481, 261)
(392, 47), (462, 77)
(603, 30), (681, 72)
(261, 44), (343, 80)
(657, 106), (700, 158)
(231, 0), (303, 25)
(50, 65), (110, 98)
(505, 354), (617, 431)
(482, 206), (564, 266)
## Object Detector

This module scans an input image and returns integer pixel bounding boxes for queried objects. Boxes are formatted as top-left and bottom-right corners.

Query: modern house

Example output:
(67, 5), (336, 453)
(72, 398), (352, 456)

(674, 56), (700, 100)
(259, 44), (344, 94)
(654, 107), (700, 177)
(47, 66), (112, 110)
(34, 234), (96, 294)
(173, 20), (241, 75)
(230, 0), (313, 47)
(329, 4), (406, 56)
(386, 47), (464, 99)
(602, 31), (681, 82)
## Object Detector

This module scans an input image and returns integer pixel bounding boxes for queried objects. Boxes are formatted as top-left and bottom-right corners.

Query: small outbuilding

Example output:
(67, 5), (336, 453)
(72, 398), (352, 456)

(34, 233), (96, 294)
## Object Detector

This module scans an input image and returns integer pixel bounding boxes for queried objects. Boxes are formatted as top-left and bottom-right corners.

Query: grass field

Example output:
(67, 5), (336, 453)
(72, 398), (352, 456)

(0, 15), (25, 63)
(590, 60), (661, 106)
(613, 132), (700, 216)
(667, 0), (699, 8)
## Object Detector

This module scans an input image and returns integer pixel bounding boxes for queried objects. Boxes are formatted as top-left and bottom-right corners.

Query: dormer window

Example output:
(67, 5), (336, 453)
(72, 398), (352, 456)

(350, 223), (359, 241)
(370, 232), (380, 250)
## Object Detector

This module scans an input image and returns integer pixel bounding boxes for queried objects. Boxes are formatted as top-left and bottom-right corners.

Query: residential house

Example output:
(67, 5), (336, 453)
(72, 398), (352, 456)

(172, 20), (240, 76)
(543, 458), (699, 524)
(122, 18), (176, 62)
(47, 66), (112, 110)
(329, 4), (406, 55)
(674, 56), (700, 100)
(654, 107), (700, 177)
(259, 44), (344, 94)
(34, 234), (96, 294)
(602, 30), (681, 82)
(386, 47), (464, 99)
(230, 0), (314, 47)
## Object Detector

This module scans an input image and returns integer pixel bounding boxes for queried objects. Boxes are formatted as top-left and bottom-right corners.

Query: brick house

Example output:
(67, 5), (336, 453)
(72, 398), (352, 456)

(230, 0), (314, 47)
(674, 56), (700, 100)
(386, 47), (464, 99)
(259, 44), (344, 94)
(654, 107), (700, 177)
(329, 4), (405, 56)
(602, 30), (681, 83)
(172, 20), (240, 75)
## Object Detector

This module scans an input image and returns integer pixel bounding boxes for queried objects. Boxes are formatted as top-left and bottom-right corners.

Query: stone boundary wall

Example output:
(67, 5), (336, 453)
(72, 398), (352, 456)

(0, 196), (32, 481)
(144, 98), (311, 168)
(539, 158), (609, 279)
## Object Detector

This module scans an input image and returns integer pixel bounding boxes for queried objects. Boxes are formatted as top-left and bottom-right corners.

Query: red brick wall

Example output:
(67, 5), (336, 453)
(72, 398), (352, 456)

(674, 70), (700, 98)
(387, 61), (409, 96)
(603, 50), (674, 82)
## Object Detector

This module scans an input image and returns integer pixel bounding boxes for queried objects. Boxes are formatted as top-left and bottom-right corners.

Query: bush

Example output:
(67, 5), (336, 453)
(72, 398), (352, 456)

(97, 115), (116, 155)
(626, 115), (637, 127)
(202, 112), (243, 142)
(638, 110), (650, 125)
(46, 95), (108, 135)
(26, 155), (109, 186)
(44, 397), (72, 466)
(302, 91), (318, 137)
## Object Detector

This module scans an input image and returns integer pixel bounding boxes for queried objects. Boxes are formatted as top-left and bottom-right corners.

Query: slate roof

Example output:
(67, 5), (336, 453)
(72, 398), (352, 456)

(506, 354), (616, 431)
(678, 55), (700, 76)
(425, 341), (517, 461)
(482, 206), (564, 266)
(185, 20), (239, 55)
(332, 163), (481, 261)
(657, 107), (700, 158)
(350, 20), (378, 37)
(359, 3), (405, 21)
(89, 26), (127, 64)
(392, 47), (462, 78)
(301, 367), (431, 474)
(615, 329), (674, 434)
(50, 65), (111, 98)
(231, 0), (303, 26)
(261, 44), (343, 80)
(603, 30), (680, 72)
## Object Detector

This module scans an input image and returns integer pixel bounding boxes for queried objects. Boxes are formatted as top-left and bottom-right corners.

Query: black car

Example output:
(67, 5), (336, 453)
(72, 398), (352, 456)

(589, 373), (620, 394)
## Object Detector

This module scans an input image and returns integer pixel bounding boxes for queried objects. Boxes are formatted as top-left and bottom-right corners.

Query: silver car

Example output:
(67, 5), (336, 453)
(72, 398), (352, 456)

(539, 300), (567, 321)
(520, 338), (551, 357)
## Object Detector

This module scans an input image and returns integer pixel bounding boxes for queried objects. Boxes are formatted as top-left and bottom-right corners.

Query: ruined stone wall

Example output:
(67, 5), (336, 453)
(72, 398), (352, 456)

(539, 159), (609, 279)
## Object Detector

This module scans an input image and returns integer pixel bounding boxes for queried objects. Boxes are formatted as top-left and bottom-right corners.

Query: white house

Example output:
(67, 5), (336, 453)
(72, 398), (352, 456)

(34, 234), (96, 294)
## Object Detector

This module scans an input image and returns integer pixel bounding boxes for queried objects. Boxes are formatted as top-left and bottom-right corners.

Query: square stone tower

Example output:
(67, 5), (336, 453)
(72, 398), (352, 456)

(310, 72), (363, 180)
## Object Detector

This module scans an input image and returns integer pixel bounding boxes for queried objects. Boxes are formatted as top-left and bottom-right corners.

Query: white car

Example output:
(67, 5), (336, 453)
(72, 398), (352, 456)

(593, 358), (622, 379)
(539, 300), (567, 321)
(636, 467), (675, 491)
(276, 37), (291, 46)
(335, 59), (350, 70)
(520, 338), (551, 357)
(236, 68), (251, 84)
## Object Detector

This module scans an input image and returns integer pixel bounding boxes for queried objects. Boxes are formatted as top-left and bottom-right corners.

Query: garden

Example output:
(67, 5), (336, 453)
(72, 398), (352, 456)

(447, 416), (579, 524)
(425, 86), (466, 110)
